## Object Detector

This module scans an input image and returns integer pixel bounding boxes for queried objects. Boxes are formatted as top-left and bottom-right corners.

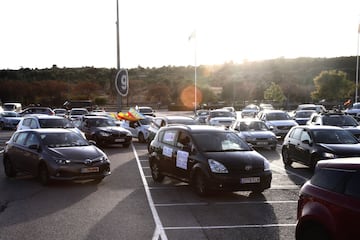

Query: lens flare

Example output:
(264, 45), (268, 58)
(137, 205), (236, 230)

(180, 85), (202, 108)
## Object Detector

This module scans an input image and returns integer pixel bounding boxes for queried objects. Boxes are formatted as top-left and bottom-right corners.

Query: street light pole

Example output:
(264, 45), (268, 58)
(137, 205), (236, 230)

(116, 0), (122, 112)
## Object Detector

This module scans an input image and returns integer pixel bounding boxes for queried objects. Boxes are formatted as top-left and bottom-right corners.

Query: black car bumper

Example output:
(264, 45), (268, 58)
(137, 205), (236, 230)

(206, 170), (272, 192)
(49, 162), (111, 181)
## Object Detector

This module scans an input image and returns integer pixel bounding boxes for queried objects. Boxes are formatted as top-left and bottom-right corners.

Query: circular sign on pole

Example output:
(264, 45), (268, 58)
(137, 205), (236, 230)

(115, 69), (129, 96)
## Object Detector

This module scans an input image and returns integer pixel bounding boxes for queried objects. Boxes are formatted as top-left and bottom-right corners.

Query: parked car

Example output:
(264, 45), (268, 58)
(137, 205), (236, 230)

(345, 102), (360, 119)
(0, 111), (22, 130)
(206, 109), (236, 128)
(230, 119), (277, 150)
(136, 106), (156, 117)
(53, 108), (68, 118)
(307, 111), (360, 139)
(68, 108), (89, 120)
(147, 115), (199, 144)
(148, 125), (272, 196)
(241, 104), (260, 118)
(2, 102), (22, 112)
(293, 110), (316, 125)
(20, 107), (55, 116)
(295, 158), (360, 240)
(257, 110), (298, 138)
(78, 115), (132, 147)
(17, 115), (84, 138)
(121, 116), (153, 143)
(259, 103), (274, 111)
(3, 128), (111, 185)
(282, 125), (360, 169)
(193, 109), (210, 124)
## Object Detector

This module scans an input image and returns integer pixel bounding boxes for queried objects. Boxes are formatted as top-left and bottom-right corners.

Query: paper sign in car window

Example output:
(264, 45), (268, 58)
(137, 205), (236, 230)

(163, 146), (173, 157)
(176, 150), (189, 170)
(164, 131), (176, 143)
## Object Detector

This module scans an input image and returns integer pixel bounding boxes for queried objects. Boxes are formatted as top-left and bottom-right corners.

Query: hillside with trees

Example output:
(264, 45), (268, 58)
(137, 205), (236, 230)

(0, 56), (357, 110)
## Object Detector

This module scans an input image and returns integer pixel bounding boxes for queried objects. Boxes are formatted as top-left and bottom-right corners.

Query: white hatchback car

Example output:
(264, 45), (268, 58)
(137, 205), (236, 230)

(120, 116), (153, 143)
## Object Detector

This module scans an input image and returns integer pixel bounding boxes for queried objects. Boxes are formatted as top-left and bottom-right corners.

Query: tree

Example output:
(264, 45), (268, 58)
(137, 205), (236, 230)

(311, 70), (354, 102)
(264, 82), (286, 103)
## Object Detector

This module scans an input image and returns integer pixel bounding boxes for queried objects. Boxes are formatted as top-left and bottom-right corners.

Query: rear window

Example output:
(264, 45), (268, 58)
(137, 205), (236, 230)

(311, 168), (350, 194)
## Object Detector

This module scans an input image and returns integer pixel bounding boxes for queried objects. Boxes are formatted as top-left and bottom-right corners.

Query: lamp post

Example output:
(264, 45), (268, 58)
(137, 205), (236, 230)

(356, 23), (360, 103)
(188, 30), (197, 112)
(116, 0), (122, 112)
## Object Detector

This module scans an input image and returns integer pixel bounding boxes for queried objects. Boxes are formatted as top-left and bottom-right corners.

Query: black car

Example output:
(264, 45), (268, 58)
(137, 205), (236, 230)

(78, 115), (132, 147)
(148, 125), (272, 196)
(307, 112), (360, 139)
(3, 128), (111, 185)
(281, 125), (360, 170)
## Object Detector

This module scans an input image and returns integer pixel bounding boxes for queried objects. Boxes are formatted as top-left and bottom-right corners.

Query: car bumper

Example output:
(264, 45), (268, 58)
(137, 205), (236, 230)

(49, 162), (111, 181)
(247, 140), (277, 149)
(206, 171), (272, 192)
(96, 135), (132, 146)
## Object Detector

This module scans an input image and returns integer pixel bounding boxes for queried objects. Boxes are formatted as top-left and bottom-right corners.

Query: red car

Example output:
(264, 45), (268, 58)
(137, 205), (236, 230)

(296, 158), (360, 240)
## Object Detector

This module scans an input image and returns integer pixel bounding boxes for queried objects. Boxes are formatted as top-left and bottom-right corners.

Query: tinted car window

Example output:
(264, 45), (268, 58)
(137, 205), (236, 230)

(14, 132), (28, 145)
(25, 132), (39, 147)
(311, 168), (348, 194)
(39, 118), (74, 128)
(344, 172), (360, 198)
(291, 128), (303, 140)
(313, 129), (358, 144)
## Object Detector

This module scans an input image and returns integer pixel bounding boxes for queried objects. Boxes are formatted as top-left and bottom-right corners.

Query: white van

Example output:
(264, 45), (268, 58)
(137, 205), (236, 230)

(3, 103), (22, 112)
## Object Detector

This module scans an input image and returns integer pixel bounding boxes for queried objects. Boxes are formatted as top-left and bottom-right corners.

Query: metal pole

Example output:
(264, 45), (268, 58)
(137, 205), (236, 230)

(194, 35), (197, 112)
(116, 0), (122, 111)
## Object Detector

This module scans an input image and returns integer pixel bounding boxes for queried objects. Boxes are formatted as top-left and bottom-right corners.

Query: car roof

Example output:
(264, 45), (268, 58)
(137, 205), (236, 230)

(162, 124), (229, 133)
(16, 128), (73, 134)
(82, 115), (109, 119)
(317, 157), (360, 170)
(156, 115), (194, 120)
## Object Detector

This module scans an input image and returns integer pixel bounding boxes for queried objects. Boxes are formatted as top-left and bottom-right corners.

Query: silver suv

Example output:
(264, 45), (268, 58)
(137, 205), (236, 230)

(17, 115), (84, 138)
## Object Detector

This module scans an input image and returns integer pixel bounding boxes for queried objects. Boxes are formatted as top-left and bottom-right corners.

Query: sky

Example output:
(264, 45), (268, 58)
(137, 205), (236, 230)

(1, 0), (360, 70)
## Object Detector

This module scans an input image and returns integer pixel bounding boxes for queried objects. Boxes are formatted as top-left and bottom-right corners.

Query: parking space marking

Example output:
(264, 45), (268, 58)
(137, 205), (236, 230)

(155, 200), (297, 207)
(270, 163), (309, 181)
(163, 223), (297, 230)
(132, 145), (168, 240)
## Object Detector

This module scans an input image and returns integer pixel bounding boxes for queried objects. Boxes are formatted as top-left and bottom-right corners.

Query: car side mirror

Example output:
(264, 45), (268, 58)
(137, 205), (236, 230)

(302, 139), (312, 145)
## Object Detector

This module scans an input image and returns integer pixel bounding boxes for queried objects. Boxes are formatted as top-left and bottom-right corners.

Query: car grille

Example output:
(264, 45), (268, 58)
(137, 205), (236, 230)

(277, 126), (292, 130)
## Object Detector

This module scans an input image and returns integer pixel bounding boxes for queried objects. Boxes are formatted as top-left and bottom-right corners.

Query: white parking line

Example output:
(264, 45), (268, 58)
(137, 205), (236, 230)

(163, 223), (296, 230)
(132, 144), (168, 240)
(270, 163), (309, 182)
(155, 200), (297, 207)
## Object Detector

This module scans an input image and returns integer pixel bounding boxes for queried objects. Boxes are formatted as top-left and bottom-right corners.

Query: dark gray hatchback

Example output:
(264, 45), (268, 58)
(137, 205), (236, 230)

(148, 125), (272, 196)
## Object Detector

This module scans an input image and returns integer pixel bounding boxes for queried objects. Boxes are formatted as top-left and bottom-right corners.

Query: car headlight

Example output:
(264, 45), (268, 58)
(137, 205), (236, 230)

(99, 131), (111, 137)
(208, 159), (228, 173)
(99, 155), (109, 163)
(323, 152), (335, 158)
(55, 158), (71, 165)
(264, 159), (271, 171)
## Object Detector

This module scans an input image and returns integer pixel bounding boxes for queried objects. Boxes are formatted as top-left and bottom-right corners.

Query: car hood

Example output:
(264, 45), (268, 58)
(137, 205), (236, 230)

(48, 145), (105, 160)
(96, 126), (131, 133)
(318, 143), (360, 156)
(266, 120), (297, 126)
(238, 131), (276, 138)
(204, 150), (266, 170)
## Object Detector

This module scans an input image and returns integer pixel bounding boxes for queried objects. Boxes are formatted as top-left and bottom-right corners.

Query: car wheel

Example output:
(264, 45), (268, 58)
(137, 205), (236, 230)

(282, 149), (292, 167)
(138, 132), (145, 143)
(3, 157), (16, 177)
(193, 171), (209, 197)
(150, 160), (164, 182)
(297, 223), (330, 240)
(310, 155), (320, 170)
(38, 164), (50, 185)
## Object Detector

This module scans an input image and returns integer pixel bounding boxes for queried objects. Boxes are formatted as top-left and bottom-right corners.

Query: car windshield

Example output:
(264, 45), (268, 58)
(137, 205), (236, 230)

(41, 132), (89, 147)
(266, 112), (290, 120)
(240, 121), (268, 131)
(313, 129), (358, 144)
(39, 118), (75, 128)
(322, 115), (358, 127)
(70, 110), (88, 115)
(193, 132), (250, 152)
(210, 111), (234, 118)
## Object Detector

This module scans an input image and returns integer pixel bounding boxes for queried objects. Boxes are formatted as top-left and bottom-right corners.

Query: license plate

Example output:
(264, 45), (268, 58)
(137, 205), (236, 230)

(115, 138), (125, 142)
(81, 167), (99, 173)
(256, 142), (267, 145)
(241, 177), (260, 184)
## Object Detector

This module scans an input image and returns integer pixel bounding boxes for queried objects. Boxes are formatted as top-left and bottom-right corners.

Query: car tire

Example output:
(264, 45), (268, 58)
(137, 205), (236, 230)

(38, 164), (50, 186)
(3, 157), (16, 177)
(138, 132), (145, 143)
(192, 171), (209, 197)
(150, 160), (164, 182)
(297, 223), (330, 240)
(282, 149), (292, 167)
